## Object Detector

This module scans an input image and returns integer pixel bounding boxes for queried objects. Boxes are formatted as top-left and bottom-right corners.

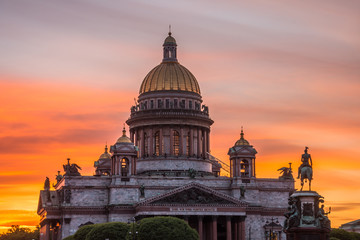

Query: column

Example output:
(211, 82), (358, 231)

(183, 215), (189, 224)
(241, 220), (245, 240)
(149, 128), (153, 156)
(237, 218), (241, 240)
(179, 127), (183, 155)
(170, 127), (174, 155)
(226, 216), (232, 240)
(198, 216), (203, 240)
(197, 128), (201, 157)
(233, 221), (238, 240)
(206, 130), (210, 153)
(159, 128), (163, 155)
(140, 129), (144, 157)
(130, 129), (134, 143)
(212, 216), (217, 240)
(190, 128), (194, 156)
(202, 129), (206, 157)
(134, 129), (138, 149)
(45, 223), (50, 240)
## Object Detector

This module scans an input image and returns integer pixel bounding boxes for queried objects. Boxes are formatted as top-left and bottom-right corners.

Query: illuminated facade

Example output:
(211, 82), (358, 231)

(38, 32), (294, 240)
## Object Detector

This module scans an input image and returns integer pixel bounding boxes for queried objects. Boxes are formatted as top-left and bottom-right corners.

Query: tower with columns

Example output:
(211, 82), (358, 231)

(38, 32), (295, 240)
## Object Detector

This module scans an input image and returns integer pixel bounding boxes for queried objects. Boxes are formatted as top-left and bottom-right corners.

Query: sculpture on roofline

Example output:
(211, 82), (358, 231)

(298, 147), (313, 191)
(63, 158), (82, 176)
(278, 162), (294, 180)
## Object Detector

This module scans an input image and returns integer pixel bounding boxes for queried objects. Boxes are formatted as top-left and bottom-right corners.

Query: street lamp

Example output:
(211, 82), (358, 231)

(265, 217), (280, 240)
(128, 217), (138, 240)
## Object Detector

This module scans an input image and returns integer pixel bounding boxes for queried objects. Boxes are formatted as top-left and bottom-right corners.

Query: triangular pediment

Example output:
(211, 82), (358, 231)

(138, 182), (247, 207)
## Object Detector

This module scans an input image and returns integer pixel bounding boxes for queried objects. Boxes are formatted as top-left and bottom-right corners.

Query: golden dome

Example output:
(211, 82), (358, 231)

(99, 145), (111, 160)
(116, 127), (132, 144)
(139, 62), (200, 94)
(235, 128), (250, 146)
(139, 32), (201, 95)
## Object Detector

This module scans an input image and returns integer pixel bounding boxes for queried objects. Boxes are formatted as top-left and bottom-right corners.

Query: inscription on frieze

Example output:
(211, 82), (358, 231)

(152, 188), (235, 205)
(170, 207), (217, 212)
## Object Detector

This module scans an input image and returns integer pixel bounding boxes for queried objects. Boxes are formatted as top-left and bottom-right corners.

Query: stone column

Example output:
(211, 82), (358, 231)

(198, 216), (203, 240)
(202, 129), (206, 157)
(180, 127), (183, 155)
(170, 127), (174, 155)
(197, 128), (201, 157)
(212, 216), (217, 240)
(140, 128), (144, 157)
(149, 128), (153, 156)
(233, 221), (238, 240)
(134, 129), (138, 149)
(159, 128), (163, 155)
(130, 129), (134, 142)
(206, 130), (210, 153)
(237, 218), (241, 240)
(226, 216), (232, 240)
(190, 128), (194, 156)
(45, 223), (50, 240)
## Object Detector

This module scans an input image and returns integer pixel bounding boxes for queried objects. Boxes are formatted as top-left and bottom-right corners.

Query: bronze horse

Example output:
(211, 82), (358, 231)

(300, 166), (312, 191)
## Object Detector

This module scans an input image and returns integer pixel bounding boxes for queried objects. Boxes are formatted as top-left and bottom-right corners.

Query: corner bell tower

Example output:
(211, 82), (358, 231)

(228, 128), (257, 179)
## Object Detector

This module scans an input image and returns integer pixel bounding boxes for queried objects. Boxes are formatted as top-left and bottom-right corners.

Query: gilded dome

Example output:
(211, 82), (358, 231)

(99, 145), (111, 160)
(235, 129), (250, 146)
(139, 62), (200, 94)
(116, 127), (132, 144)
(139, 32), (201, 95)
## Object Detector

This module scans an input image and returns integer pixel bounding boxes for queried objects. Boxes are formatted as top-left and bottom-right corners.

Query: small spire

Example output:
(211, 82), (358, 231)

(169, 24), (172, 36)
(240, 126), (244, 139)
(122, 124), (126, 136)
(104, 144), (108, 153)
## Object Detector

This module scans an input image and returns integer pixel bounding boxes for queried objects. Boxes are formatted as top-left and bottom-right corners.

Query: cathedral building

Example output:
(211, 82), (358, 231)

(37, 32), (295, 240)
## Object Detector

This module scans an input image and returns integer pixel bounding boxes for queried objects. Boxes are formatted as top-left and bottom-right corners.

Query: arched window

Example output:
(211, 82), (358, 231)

(173, 131), (180, 156)
(154, 131), (160, 156)
(186, 132), (191, 156)
(240, 159), (249, 177)
(121, 158), (129, 177)
(144, 133), (148, 156)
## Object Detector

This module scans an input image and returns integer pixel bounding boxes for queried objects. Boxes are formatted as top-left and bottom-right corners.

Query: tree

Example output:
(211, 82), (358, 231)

(63, 235), (75, 240)
(0, 225), (39, 240)
(137, 216), (199, 240)
(73, 225), (95, 240)
(330, 228), (360, 240)
(85, 222), (129, 240)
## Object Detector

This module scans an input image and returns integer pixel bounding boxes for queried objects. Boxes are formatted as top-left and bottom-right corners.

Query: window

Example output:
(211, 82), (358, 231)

(150, 100), (154, 109)
(173, 131), (180, 156)
(121, 158), (129, 177)
(154, 131), (160, 156)
(189, 100), (193, 109)
(240, 159), (249, 177)
(166, 99), (170, 109)
(174, 99), (178, 108)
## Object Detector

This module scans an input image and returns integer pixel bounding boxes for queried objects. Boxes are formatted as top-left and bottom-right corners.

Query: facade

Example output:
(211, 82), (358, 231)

(340, 219), (360, 233)
(37, 32), (295, 240)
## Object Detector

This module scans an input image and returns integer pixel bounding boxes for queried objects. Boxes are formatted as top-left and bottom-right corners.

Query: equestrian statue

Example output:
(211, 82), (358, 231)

(297, 146), (313, 191)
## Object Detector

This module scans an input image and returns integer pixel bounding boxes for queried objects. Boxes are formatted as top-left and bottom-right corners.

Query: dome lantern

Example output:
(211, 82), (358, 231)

(162, 30), (177, 63)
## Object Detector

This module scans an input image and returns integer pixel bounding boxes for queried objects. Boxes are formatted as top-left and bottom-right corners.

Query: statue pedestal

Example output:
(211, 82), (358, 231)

(284, 191), (330, 240)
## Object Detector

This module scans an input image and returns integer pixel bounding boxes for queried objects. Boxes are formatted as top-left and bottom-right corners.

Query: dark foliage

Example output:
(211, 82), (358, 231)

(73, 225), (95, 240)
(63, 235), (75, 240)
(330, 228), (360, 240)
(137, 216), (199, 240)
(85, 222), (129, 240)
(0, 225), (39, 240)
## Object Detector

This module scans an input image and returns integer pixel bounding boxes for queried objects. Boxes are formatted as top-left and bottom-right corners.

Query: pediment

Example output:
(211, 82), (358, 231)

(138, 182), (247, 207)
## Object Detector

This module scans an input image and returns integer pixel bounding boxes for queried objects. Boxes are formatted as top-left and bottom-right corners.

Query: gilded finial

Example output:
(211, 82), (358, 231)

(169, 24), (172, 36)
(122, 124), (126, 136)
(240, 126), (244, 139)
(104, 143), (108, 153)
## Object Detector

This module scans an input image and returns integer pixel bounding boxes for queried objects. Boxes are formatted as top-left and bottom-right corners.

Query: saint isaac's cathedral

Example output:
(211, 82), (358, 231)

(38, 32), (295, 240)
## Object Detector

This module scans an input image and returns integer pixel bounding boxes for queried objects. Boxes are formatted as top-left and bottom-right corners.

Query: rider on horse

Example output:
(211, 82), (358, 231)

(297, 147), (312, 179)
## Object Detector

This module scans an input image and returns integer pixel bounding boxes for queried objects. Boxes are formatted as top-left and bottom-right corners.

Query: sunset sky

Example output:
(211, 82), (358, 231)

(1, 0), (360, 232)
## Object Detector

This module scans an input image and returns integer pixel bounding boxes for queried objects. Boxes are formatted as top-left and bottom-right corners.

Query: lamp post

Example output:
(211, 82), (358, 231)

(128, 217), (138, 240)
(265, 217), (280, 240)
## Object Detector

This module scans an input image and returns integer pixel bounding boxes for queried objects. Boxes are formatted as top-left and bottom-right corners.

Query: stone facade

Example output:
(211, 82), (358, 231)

(37, 32), (295, 240)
